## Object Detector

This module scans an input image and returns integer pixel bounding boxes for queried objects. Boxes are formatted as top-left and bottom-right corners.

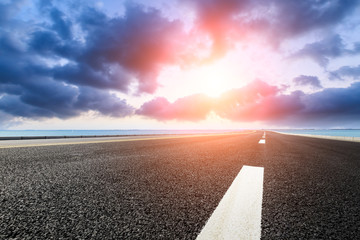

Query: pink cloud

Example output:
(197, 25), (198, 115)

(137, 80), (303, 122)
(136, 94), (214, 121)
(136, 79), (360, 126)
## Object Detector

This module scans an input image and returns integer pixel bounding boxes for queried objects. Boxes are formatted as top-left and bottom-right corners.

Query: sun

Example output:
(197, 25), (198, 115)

(194, 62), (238, 97)
(157, 50), (255, 101)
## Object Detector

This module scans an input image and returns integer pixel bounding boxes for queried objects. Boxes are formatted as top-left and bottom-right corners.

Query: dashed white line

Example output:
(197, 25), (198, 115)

(196, 165), (264, 240)
(258, 139), (265, 144)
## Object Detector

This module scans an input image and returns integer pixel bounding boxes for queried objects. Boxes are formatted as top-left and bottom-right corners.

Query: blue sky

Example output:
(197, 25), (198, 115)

(1, 0), (360, 129)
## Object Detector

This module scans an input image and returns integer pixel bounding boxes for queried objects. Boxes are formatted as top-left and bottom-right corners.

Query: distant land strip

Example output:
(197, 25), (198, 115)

(0, 131), (257, 149)
(274, 131), (360, 143)
(0, 130), (256, 141)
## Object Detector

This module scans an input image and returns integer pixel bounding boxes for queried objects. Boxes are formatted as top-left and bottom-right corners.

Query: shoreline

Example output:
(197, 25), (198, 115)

(0, 131), (257, 148)
(0, 130), (253, 141)
(274, 131), (360, 143)
(0, 134), (173, 141)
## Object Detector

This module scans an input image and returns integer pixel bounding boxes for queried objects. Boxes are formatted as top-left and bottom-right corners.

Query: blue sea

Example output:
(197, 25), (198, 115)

(1, 129), (359, 138)
(274, 129), (360, 138)
(0, 129), (242, 137)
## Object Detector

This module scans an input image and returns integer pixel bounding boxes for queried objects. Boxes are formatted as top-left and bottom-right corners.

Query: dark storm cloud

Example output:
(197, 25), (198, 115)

(27, 4), (187, 93)
(299, 82), (360, 123)
(75, 5), (187, 93)
(269, 0), (359, 38)
(50, 8), (72, 40)
(0, 77), (134, 119)
(0, 49), (134, 118)
(32, 2), (188, 94)
(0, 29), (134, 119)
(53, 63), (132, 92)
(290, 34), (360, 67)
(293, 75), (322, 89)
(0, 1), (186, 119)
(75, 87), (134, 118)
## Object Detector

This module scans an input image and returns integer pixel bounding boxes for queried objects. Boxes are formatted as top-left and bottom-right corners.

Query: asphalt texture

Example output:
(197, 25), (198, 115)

(1, 132), (360, 239)
(261, 133), (360, 239)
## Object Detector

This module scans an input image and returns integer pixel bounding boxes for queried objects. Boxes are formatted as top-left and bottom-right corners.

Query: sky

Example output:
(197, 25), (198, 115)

(1, 0), (360, 129)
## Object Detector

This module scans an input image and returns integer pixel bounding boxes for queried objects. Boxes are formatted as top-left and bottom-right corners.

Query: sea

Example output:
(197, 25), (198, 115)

(0, 129), (242, 137)
(1, 129), (360, 138)
(274, 129), (360, 138)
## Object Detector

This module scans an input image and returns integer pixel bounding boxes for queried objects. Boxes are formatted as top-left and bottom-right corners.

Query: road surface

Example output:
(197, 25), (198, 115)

(1, 132), (360, 239)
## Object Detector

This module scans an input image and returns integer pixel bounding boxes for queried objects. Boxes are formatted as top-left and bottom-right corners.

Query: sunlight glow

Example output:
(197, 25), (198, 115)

(195, 63), (235, 97)
(157, 42), (279, 101)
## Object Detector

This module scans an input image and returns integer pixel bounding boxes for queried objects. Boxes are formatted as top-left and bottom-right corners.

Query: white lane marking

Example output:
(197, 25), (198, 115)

(262, 132), (266, 138)
(258, 139), (265, 144)
(196, 165), (264, 240)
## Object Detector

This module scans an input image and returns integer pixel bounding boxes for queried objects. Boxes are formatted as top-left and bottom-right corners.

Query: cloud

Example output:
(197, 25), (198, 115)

(183, 0), (360, 56)
(25, 4), (188, 94)
(0, 111), (22, 129)
(269, 0), (359, 39)
(0, 0), (26, 25)
(0, 77), (134, 119)
(136, 80), (302, 122)
(49, 8), (72, 40)
(74, 4), (188, 93)
(298, 82), (360, 124)
(136, 94), (214, 121)
(75, 87), (134, 117)
(215, 80), (304, 121)
(329, 65), (360, 80)
(289, 34), (360, 67)
(293, 75), (322, 89)
(0, 2), (188, 120)
(1, 0), (360, 125)
(0, 33), (134, 119)
(184, 0), (253, 58)
(137, 79), (360, 126)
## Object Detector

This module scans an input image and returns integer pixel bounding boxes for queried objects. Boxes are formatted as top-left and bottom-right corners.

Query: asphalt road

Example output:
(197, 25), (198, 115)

(1, 132), (360, 239)
(261, 133), (360, 239)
